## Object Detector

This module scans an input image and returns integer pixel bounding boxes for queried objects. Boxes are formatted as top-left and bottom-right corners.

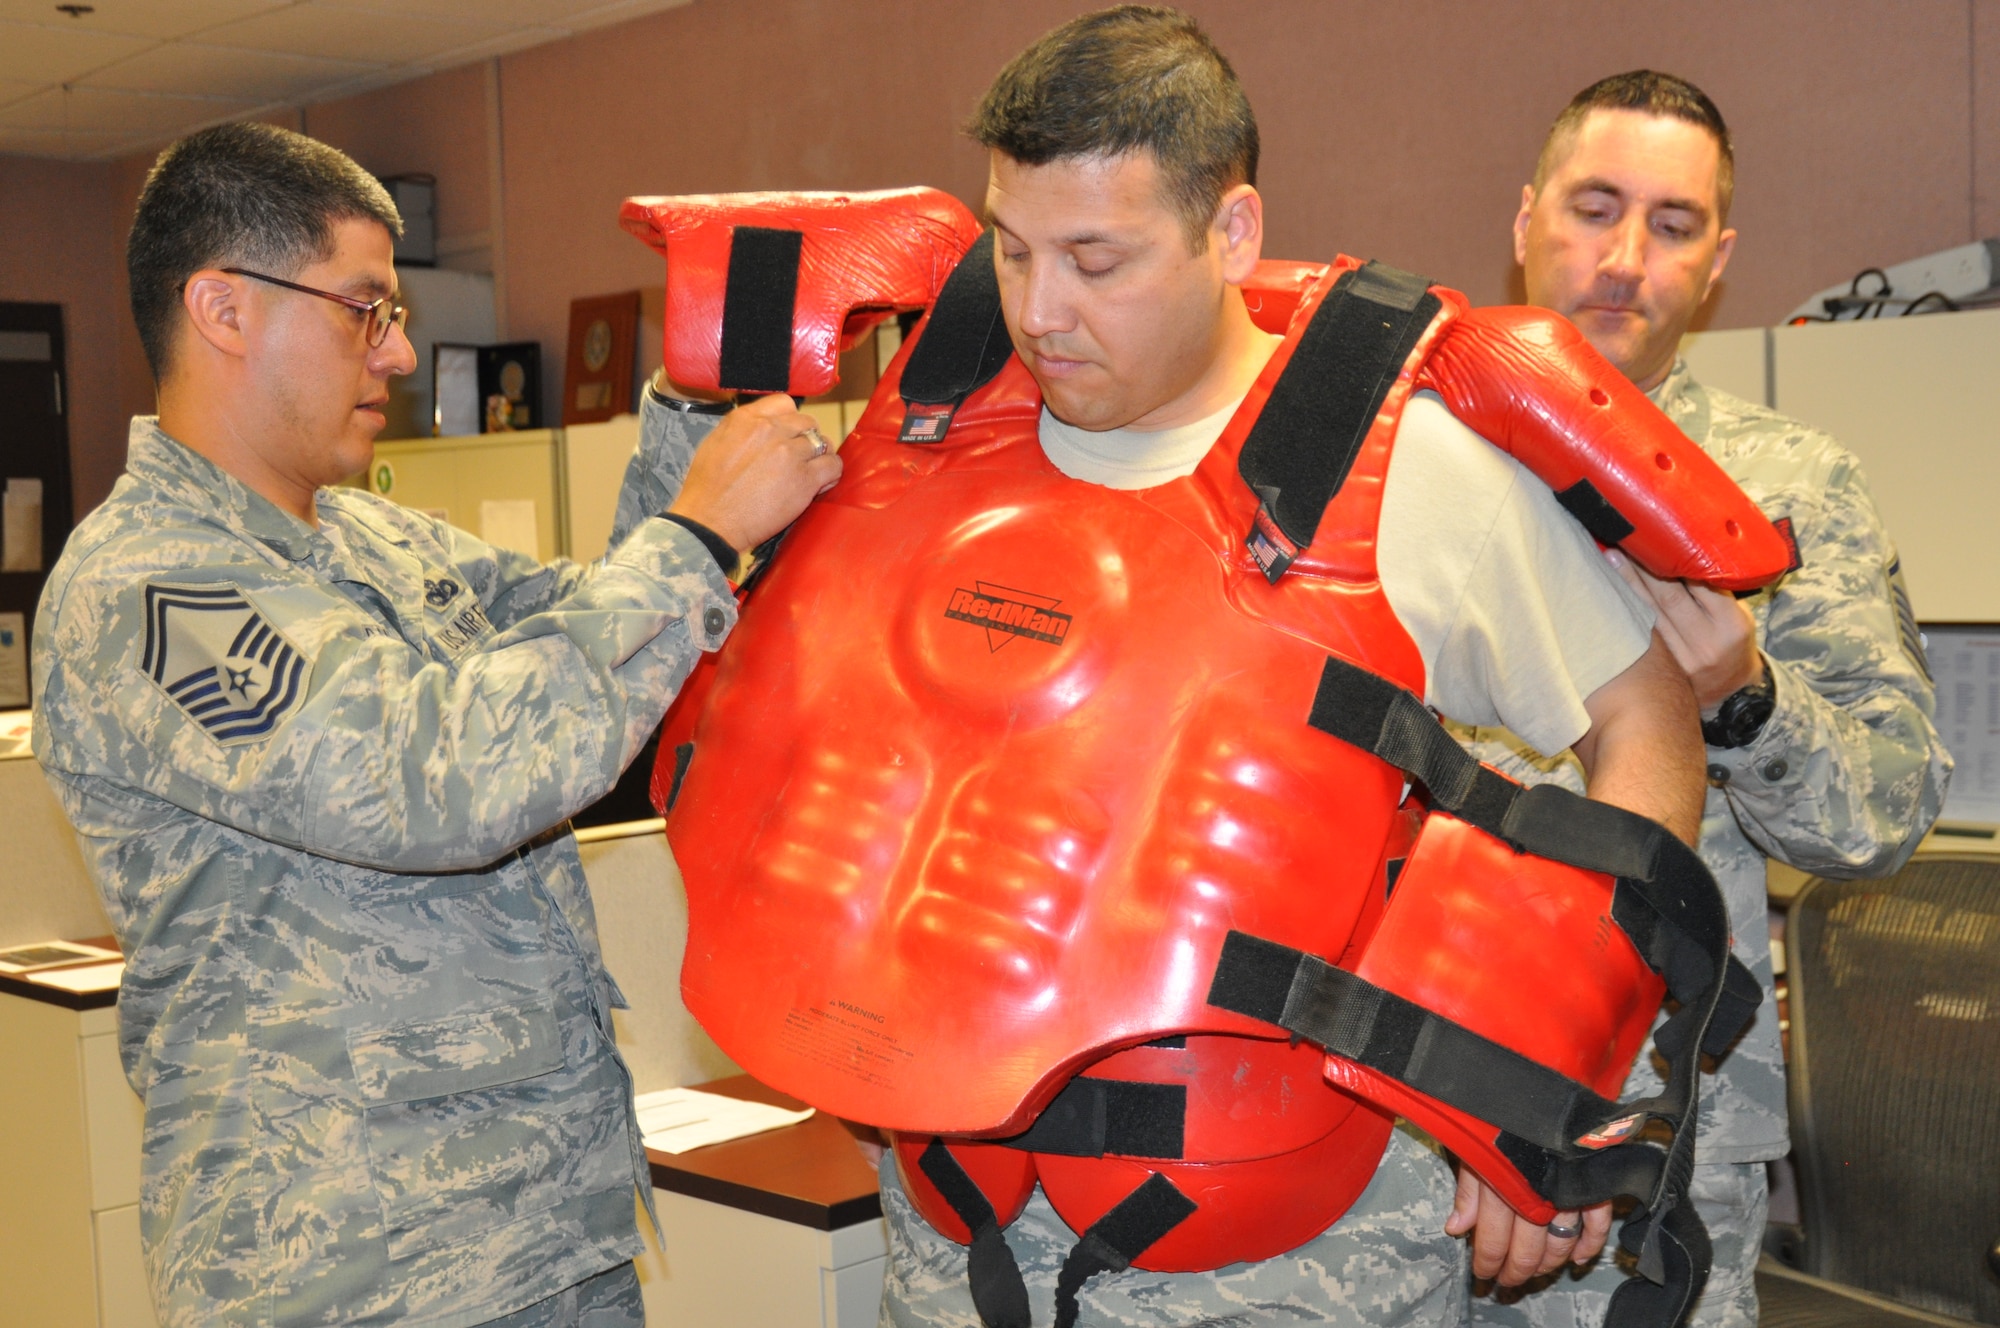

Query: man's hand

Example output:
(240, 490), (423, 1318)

(666, 393), (841, 552)
(1604, 549), (1763, 713)
(1446, 1169), (1614, 1284)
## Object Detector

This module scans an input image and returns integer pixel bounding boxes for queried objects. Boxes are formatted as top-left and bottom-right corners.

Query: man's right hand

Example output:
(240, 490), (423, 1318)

(666, 393), (842, 552)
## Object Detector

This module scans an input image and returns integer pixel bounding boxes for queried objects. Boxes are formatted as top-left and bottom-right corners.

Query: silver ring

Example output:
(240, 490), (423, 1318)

(1545, 1220), (1582, 1241)
(804, 426), (830, 458)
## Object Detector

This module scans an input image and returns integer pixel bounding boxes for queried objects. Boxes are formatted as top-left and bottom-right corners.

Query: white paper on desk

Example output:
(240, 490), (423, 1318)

(480, 498), (539, 556)
(25, 960), (125, 993)
(633, 1087), (814, 1154)
(0, 613), (26, 709)
(2, 477), (42, 572)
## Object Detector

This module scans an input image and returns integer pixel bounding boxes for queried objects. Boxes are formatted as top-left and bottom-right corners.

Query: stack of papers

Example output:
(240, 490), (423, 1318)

(634, 1086), (814, 1154)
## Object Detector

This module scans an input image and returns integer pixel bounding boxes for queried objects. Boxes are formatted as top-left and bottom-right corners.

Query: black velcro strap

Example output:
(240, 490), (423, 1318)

(899, 229), (1013, 408)
(1306, 656), (1519, 828)
(1238, 261), (1441, 559)
(1205, 931), (1612, 1153)
(719, 226), (804, 393)
(1556, 477), (1638, 545)
(917, 1138), (1030, 1328)
(1607, 1193), (1714, 1328)
(664, 741), (694, 811)
(999, 1077), (1186, 1159)
(1050, 1173), (1198, 1328)
(1654, 953), (1762, 1061)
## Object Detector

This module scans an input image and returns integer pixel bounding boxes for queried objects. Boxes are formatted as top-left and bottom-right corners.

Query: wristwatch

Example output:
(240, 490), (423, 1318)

(1702, 665), (1776, 749)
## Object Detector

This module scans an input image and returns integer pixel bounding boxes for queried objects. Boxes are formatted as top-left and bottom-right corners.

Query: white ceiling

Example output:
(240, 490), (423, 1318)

(0, 0), (692, 161)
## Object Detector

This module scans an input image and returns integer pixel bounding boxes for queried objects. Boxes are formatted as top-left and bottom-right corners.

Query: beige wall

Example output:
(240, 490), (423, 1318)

(6, 0), (2000, 513)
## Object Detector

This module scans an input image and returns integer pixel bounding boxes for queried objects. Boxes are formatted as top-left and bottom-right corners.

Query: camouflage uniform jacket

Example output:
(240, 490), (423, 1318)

(1454, 360), (1950, 1163)
(31, 410), (732, 1327)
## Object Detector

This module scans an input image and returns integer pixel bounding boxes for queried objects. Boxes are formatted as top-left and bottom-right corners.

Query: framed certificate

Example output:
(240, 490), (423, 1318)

(563, 291), (641, 425)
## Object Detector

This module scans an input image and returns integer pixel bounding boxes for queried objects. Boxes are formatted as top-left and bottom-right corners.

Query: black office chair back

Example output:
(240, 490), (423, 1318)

(1789, 857), (2000, 1324)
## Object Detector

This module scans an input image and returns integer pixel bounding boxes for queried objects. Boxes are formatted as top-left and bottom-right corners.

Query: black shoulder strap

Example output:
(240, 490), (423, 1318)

(1239, 260), (1441, 582)
(897, 230), (1014, 441)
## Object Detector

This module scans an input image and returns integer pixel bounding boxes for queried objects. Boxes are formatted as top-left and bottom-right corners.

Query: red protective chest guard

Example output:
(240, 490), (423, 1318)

(657, 257), (1675, 1270)
(667, 259), (1424, 1136)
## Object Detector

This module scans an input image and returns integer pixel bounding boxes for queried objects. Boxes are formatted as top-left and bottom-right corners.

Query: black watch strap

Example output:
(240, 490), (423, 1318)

(1701, 666), (1776, 749)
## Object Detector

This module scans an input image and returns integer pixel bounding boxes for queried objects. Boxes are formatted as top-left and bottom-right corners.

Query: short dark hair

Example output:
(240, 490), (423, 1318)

(966, 5), (1258, 250)
(1535, 70), (1735, 223)
(128, 121), (402, 380)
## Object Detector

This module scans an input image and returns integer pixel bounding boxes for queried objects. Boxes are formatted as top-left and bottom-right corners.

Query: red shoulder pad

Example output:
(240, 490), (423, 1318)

(620, 187), (981, 397)
(1417, 306), (1790, 592)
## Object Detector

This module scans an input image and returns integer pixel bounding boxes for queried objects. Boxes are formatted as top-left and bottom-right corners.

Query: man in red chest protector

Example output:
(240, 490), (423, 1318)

(633, 8), (1743, 1326)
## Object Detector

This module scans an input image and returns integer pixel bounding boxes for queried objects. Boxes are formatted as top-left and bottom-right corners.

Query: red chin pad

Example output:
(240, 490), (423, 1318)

(619, 187), (981, 398)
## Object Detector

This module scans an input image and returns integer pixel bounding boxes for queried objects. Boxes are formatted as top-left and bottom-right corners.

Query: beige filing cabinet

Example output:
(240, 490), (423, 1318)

(1679, 326), (1771, 407)
(360, 428), (566, 563)
(0, 985), (153, 1328)
(1770, 308), (2000, 622)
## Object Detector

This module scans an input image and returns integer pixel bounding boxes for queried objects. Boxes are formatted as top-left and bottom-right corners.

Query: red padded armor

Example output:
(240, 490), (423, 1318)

(626, 193), (1784, 1281)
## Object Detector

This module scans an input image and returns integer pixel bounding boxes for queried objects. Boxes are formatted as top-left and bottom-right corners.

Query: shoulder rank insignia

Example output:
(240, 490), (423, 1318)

(141, 583), (307, 744)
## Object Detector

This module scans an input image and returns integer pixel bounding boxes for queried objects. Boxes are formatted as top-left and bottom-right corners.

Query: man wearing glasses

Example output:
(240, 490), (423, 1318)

(32, 122), (835, 1326)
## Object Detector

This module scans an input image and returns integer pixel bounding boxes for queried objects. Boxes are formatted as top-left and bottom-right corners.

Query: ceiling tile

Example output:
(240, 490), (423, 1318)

(0, 1), (290, 40)
(0, 84), (251, 134)
(82, 40), (380, 101)
(0, 19), (150, 83)
(0, 124), (145, 157)
(198, 2), (512, 65)
(403, 24), (564, 70)
(317, 0), (683, 27)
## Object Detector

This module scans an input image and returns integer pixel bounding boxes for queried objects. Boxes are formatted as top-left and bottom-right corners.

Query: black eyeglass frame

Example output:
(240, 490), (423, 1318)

(221, 267), (409, 347)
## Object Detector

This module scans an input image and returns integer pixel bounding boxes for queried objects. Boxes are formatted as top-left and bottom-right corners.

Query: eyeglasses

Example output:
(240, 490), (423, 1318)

(222, 267), (409, 348)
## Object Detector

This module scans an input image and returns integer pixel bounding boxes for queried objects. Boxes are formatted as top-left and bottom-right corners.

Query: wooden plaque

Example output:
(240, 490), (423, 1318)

(563, 291), (641, 425)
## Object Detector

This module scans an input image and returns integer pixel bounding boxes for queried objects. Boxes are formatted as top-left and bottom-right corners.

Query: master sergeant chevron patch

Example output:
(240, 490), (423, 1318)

(141, 583), (308, 745)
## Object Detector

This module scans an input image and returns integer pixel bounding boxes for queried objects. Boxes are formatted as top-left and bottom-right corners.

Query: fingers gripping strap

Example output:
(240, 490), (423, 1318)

(918, 1139), (1031, 1328)
(998, 1076), (1187, 1159)
(719, 227), (804, 393)
(1237, 260), (1441, 576)
(1051, 1174), (1199, 1328)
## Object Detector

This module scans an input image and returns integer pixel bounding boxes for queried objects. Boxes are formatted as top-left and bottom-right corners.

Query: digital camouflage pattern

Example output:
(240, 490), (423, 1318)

(482, 1263), (644, 1328)
(1459, 362), (1949, 1328)
(32, 406), (729, 1327)
(879, 1128), (1470, 1328)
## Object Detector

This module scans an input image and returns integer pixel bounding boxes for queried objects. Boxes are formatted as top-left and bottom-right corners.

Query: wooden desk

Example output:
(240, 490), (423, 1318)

(637, 1075), (888, 1328)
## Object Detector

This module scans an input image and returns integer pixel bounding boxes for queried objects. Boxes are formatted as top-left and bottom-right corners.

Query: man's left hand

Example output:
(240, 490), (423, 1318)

(1445, 1169), (1614, 1284)
(1605, 549), (1762, 712)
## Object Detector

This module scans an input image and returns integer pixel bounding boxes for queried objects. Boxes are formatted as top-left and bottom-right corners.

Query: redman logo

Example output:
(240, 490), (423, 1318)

(944, 581), (1072, 651)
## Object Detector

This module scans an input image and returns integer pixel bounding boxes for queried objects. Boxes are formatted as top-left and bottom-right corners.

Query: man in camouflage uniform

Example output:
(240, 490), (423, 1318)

(31, 123), (836, 1327)
(693, 11), (1721, 1327)
(1448, 71), (1951, 1328)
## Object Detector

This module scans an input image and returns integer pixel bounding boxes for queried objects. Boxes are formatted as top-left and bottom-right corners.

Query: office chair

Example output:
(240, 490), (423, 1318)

(1758, 834), (2000, 1328)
